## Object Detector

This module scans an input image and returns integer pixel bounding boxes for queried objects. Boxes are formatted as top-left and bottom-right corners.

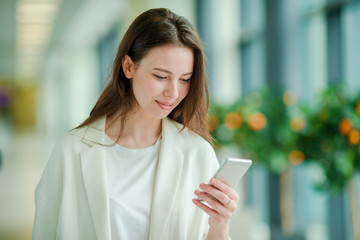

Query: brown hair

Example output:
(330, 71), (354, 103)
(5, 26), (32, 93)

(77, 8), (211, 143)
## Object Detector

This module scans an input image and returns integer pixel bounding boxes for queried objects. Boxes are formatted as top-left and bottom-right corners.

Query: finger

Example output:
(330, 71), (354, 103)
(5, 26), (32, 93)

(210, 178), (239, 202)
(195, 189), (237, 219)
(195, 190), (235, 219)
(195, 189), (230, 214)
(192, 198), (218, 218)
(199, 183), (231, 206)
(197, 192), (218, 202)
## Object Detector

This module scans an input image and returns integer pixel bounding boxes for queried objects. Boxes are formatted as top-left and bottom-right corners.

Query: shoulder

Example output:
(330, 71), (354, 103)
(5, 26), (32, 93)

(165, 118), (213, 150)
(50, 117), (106, 157)
(49, 127), (93, 161)
(164, 118), (219, 178)
(54, 131), (85, 151)
(164, 118), (217, 163)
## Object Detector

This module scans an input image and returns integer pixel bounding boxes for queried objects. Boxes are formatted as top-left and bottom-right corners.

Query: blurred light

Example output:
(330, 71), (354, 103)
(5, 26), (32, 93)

(283, 91), (298, 106)
(224, 112), (242, 130)
(15, 0), (60, 79)
(289, 150), (305, 165)
(348, 130), (360, 145)
(248, 112), (267, 131)
(17, 2), (57, 13)
(17, 23), (51, 33)
(17, 12), (55, 24)
(290, 117), (305, 132)
(17, 37), (49, 46)
(339, 118), (352, 136)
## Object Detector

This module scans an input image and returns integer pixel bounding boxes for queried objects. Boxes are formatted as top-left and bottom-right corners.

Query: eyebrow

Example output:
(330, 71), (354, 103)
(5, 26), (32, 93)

(153, 68), (192, 76)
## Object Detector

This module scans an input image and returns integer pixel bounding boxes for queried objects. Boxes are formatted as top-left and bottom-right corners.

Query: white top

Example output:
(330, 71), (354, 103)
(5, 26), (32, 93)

(33, 117), (219, 240)
(104, 135), (161, 240)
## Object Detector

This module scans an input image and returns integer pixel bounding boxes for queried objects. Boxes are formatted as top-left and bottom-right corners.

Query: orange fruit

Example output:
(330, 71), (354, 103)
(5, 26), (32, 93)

(339, 118), (352, 136)
(248, 113), (267, 131)
(348, 129), (360, 145)
(290, 117), (305, 132)
(289, 150), (305, 165)
(224, 112), (242, 130)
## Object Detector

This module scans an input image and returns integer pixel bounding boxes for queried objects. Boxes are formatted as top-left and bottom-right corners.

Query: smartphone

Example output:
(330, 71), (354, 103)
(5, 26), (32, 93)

(211, 158), (252, 188)
(197, 158), (252, 202)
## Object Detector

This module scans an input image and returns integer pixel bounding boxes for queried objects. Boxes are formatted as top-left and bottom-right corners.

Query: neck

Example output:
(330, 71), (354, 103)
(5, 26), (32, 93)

(106, 112), (162, 149)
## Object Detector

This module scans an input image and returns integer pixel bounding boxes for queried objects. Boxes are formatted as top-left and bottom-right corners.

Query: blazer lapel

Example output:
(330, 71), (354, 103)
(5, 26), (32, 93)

(77, 118), (111, 240)
(148, 118), (184, 240)
(76, 117), (184, 240)
(81, 146), (111, 240)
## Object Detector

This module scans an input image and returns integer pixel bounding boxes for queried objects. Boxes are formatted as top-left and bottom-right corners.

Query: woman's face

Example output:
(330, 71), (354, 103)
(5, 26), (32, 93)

(124, 45), (193, 120)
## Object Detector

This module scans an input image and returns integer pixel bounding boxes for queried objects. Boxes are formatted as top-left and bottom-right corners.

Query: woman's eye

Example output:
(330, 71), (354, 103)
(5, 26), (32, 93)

(154, 74), (166, 80)
(181, 78), (190, 83)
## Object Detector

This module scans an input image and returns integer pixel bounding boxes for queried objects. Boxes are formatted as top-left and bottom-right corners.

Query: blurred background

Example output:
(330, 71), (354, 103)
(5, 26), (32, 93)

(0, 0), (360, 239)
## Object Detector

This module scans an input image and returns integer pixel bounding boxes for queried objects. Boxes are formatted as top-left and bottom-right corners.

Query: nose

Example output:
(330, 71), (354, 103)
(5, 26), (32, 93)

(164, 80), (179, 99)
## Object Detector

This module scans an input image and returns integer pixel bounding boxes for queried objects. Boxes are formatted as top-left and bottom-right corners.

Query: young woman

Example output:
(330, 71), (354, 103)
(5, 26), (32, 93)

(32, 8), (239, 240)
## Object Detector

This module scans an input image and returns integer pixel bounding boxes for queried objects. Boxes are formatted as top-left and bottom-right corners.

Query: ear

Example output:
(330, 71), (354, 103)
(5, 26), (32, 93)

(122, 55), (135, 79)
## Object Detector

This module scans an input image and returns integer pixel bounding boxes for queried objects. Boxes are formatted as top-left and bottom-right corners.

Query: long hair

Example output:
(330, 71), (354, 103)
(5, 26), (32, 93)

(77, 8), (211, 143)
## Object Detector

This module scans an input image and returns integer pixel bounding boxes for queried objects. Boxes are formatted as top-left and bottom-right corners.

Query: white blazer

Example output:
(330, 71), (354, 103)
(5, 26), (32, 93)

(32, 117), (219, 240)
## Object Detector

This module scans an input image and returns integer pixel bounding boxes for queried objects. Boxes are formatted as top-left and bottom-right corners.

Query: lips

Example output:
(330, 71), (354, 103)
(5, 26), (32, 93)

(156, 101), (174, 111)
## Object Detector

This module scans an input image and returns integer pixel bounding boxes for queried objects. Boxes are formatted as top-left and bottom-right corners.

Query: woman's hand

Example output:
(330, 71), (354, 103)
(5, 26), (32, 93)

(192, 178), (239, 240)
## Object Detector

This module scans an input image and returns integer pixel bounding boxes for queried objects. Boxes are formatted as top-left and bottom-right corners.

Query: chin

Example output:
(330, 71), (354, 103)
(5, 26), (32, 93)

(156, 111), (173, 120)
(148, 112), (169, 120)
(158, 114), (171, 119)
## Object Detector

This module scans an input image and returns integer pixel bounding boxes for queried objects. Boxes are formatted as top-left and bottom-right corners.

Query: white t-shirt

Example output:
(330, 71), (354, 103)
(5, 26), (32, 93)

(104, 135), (161, 240)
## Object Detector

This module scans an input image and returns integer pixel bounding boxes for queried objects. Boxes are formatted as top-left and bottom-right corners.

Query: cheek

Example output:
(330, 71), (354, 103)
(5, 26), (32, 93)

(133, 73), (158, 97)
(180, 85), (190, 99)
(147, 81), (165, 96)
